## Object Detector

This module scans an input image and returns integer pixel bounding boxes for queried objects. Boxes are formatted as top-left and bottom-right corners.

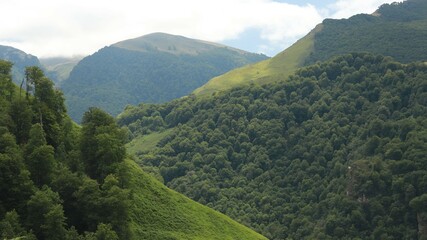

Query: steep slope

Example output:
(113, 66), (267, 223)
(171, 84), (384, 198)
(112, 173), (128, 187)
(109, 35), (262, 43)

(0, 45), (42, 84)
(0, 61), (266, 239)
(61, 33), (268, 122)
(118, 53), (427, 239)
(127, 160), (267, 240)
(194, 0), (427, 96)
(193, 25), (320, 95)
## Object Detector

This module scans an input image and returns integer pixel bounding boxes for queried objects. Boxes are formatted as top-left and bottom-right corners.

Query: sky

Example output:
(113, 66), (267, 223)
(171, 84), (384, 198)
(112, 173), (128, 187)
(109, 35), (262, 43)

(0, 0), (399, 58)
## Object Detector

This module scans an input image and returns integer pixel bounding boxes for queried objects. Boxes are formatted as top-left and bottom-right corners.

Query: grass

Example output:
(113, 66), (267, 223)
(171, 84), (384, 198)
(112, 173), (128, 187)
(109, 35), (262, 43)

(193, 24), (321, 96)
(126, 129), (174, 156)
(113, 33), (246, 56)
(126, 160), (267, 240)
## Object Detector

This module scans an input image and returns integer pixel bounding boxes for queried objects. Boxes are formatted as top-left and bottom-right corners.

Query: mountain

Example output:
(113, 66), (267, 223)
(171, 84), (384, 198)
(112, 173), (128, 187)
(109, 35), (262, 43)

(40, 56), (83, 85)
(194, 0), (427, 95)
(61, 32), (268, 122)
(0, 45), (42, 84)
(118, 53), (427, 239)
(0, 61), (266, 239)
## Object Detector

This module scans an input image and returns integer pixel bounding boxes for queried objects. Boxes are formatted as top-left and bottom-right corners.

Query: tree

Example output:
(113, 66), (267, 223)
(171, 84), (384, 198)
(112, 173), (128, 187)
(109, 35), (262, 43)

(85, 223), (118, 240)
(0, 60), (14, 102)
(26, 186), (68, 240)
(0, 132), (34, 213)
(81, 108), (125, 180)
(25, 66), (66, 148)
(25, 124), (56, 187)
(0, 210), (36, 240)
(9, 99), (33, 145)
(99, 175), (131, 239)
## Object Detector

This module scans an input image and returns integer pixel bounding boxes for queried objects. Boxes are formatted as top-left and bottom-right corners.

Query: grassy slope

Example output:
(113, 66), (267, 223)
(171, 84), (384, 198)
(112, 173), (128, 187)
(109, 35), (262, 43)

(193, 25), (321, 96)
(40, 57), (82, 83)
(127, 160), (267, 240)
(113, 32), (247, 56)
(48, 61), (78, 82)
(126, 129), (174, 156)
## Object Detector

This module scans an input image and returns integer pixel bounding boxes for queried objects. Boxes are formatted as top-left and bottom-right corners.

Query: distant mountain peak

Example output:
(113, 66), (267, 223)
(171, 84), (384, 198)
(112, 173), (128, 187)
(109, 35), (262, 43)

(62, 33), (268, 121)
(112, 32), (248, 56)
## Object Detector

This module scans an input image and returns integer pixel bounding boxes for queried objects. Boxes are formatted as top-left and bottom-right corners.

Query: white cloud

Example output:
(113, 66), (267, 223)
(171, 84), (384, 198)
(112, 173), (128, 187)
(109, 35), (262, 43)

(0, 0), (403, 57)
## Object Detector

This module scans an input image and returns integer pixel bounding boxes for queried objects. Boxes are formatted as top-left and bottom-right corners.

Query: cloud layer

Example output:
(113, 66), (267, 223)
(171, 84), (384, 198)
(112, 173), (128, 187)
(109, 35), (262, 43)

(0, 0), (397, 57)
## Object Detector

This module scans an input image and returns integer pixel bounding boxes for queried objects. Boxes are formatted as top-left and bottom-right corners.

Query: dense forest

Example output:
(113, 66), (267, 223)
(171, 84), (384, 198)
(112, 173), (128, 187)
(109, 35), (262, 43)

(119, 53), (427, 239)
(0, 60), (266, 240)
(0, 60), (133, 239)
(62, 34), (268, 122)
(306, 0), (427, 65)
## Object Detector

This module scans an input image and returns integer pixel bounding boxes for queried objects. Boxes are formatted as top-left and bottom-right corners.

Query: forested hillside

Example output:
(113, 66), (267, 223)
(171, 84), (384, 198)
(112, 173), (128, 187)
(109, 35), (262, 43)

(305, 0), (427, 65)
(119, 53), (427, 239)
(61, 33), (268, 122)
(195, 0), (427, 96)
(0, 45), (42, 84)
(0, 60), (266, 240)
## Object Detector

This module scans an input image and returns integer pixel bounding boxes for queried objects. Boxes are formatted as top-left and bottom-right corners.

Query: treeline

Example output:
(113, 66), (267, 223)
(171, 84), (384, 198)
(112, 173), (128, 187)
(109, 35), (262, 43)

(0, 60), (130, 239)
(118, 53), (427, 239)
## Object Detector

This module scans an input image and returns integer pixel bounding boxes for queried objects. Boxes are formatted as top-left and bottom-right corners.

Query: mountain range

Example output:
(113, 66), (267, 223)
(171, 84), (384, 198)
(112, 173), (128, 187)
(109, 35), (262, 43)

(1, 0), (427, 239)
(194, 0), (427, 95)
(60, 33), (268, 121)
(118, 0), (427, 239)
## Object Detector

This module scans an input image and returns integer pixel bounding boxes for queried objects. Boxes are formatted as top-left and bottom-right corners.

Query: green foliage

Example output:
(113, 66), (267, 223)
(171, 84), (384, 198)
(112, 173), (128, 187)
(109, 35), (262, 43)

(306, 1), (427, 65)
(0, 60), (15, 101)
(126, 160), (266, 240)
(0, 45), (42, 85)
(120, 53), (427, 239)
(1, 63), (262, 239)
(89, 223), (119, 240)
(26, 186), (67, 239)
(194, 0), (427, 97)
(0, 210), (35, 240)
(81, 108), (126, 180)
(61, 34), (268, 122)
(9, 99), (33, 144)
(0, 132), (34, 214)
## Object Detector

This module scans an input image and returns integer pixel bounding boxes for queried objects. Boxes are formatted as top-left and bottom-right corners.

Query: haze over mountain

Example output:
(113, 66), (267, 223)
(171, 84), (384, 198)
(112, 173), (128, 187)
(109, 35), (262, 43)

(194, 0), (427, 95)
(61, 33), (268, 122)
(40, 56), (83, 85)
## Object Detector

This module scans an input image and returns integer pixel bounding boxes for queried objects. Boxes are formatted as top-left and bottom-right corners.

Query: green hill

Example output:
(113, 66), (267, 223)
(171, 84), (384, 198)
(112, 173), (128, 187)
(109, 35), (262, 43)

(194, 0), (427, 96)
(61, 33), (268, 122)
(118, 53), (427, 239)
(127, 159), (266, 239)
(0, 61), (266, 240)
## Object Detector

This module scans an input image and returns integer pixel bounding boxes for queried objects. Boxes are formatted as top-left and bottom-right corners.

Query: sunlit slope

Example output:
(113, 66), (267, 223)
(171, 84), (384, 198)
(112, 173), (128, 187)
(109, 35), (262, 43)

(193, 25), (320, 96)
(195, 0), (427, 96)
(127, 160), (267, 240)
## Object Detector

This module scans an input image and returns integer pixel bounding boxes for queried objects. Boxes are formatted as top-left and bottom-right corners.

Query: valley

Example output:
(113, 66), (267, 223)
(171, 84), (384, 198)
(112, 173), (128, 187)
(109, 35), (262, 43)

(0, 0), (426, 239)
